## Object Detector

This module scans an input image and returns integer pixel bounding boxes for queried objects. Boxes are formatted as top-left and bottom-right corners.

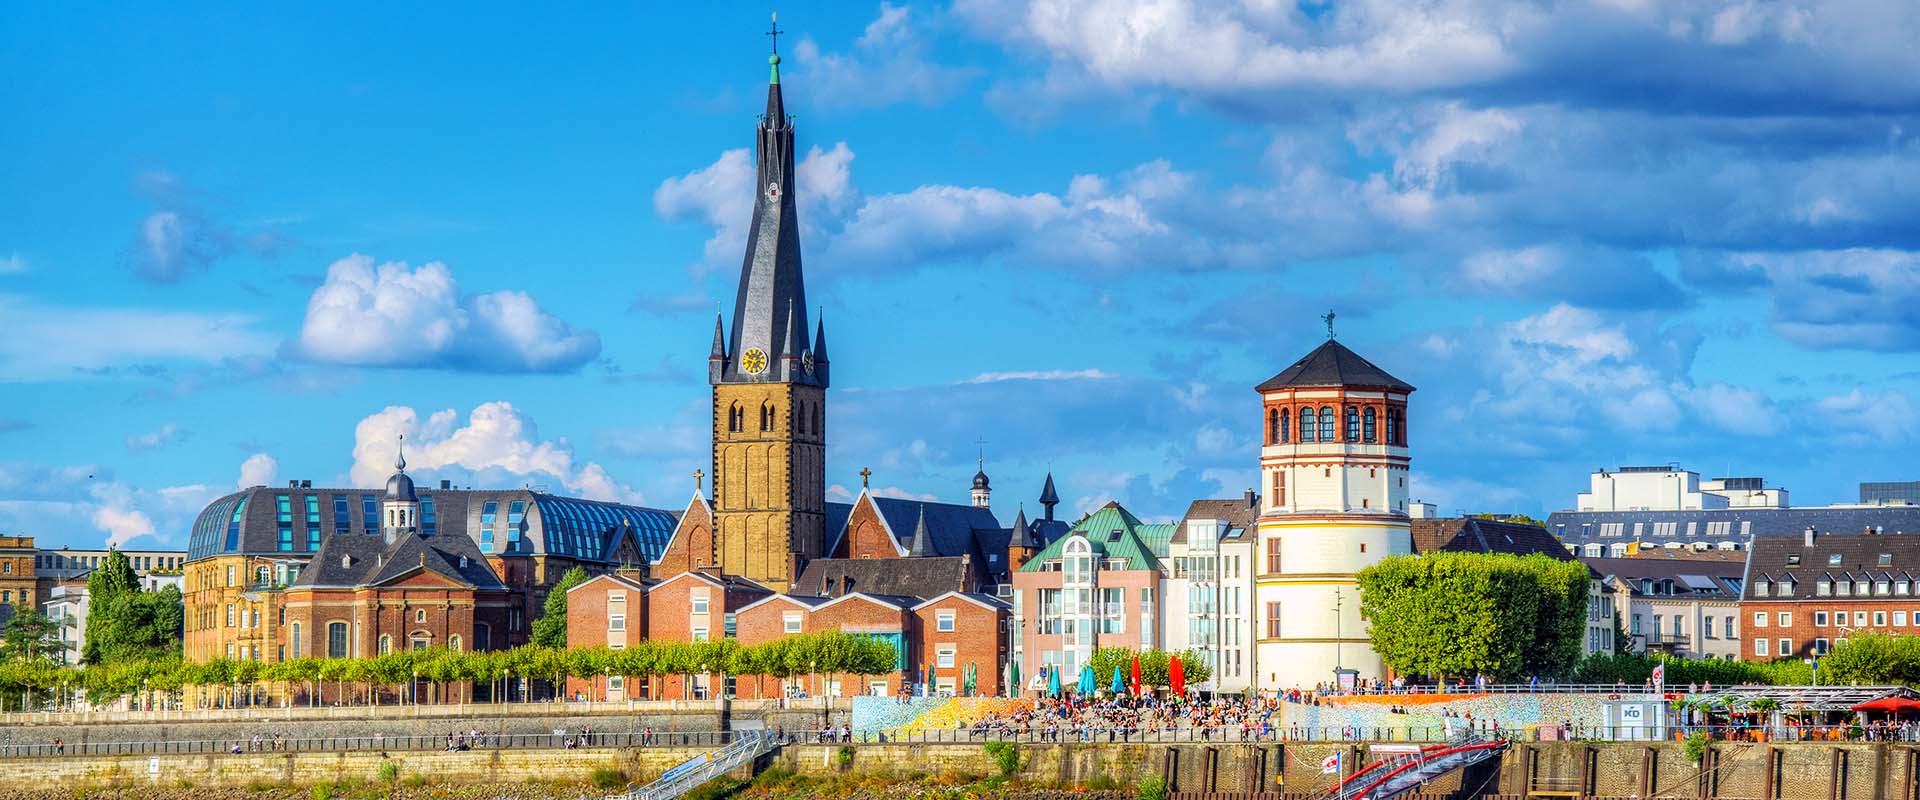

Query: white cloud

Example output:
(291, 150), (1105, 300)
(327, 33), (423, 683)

(1693, 248), (1920, 351)
(351, 402), (640, 503)
(125, 423), (188, 453)
(291, 254), (600, 373)
(238, 453), (279, 488)
(789, 3), (978, 110)
(655, 145), (862, 277)
(1816, 388), (1917, 443)
(960, 368), (1112, 384)
(0, 294), (275, 382)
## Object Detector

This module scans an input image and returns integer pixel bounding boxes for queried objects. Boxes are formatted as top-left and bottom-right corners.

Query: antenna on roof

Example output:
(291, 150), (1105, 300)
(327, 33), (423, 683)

(1322, 310), (1337, 340)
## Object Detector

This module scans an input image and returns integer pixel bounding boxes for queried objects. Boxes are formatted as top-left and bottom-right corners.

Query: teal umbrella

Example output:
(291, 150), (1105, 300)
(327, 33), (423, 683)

(1047, 667), (1061, 698)
(1111, 665), (1126, 695)
(1078, 665), (1097, 695)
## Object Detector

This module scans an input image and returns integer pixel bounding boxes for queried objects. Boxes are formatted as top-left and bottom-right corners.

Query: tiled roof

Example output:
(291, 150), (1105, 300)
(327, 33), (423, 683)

(1546, 506), (1920, 545)
(1741, 531), (1920, 601)
(1256, 339), (1414, 393)
(1579, 555), (1745, 598)
(1174, 496), (1261, 544)
(792, 556), (971, 599)
(291, 531), (504, 591)
(822, 495), (1010, 588)
(1409, 518), (1578, 561)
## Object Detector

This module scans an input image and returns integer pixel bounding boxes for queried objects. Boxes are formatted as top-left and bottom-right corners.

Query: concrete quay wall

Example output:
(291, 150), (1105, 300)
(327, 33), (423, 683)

(8, 741), (1918, 799)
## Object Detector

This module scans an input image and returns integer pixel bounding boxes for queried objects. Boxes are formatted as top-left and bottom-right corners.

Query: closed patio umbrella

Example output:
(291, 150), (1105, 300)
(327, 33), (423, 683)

(1170, 655), (1186, 697)
(1111, 665), (1126, 695)
(1078, 665), (1097, 696)
(1047, 667), (1061, 698)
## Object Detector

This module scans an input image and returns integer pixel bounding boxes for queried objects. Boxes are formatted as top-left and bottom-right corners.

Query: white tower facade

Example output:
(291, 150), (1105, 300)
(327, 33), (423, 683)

(1250, 337), (1415, 692)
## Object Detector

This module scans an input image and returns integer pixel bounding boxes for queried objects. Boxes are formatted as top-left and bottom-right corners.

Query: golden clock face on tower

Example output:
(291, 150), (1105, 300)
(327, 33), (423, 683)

(741, 348), (768, 375)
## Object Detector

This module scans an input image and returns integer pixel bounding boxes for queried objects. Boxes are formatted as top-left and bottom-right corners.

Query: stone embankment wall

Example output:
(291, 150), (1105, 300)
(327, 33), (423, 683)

(7, 741), (1917, 799)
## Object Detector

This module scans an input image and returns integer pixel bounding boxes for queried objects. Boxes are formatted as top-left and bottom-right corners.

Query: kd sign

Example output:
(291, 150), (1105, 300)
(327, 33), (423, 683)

(1622, 706), (1644, 723)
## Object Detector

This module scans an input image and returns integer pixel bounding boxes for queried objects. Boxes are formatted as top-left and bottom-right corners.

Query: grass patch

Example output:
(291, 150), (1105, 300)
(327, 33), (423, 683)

(589, 765), (631, 792)
(377, 760), (400, 784)
(681, 776), (744, 800)
(244, 778), (277, 793)
(1137, 775), (1167, 800)
(1084, 774), (1123, 792)
(983, 740), (1020, 777)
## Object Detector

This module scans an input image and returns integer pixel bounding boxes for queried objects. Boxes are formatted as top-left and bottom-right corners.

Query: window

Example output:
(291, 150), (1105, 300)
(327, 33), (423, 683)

(1829, 553), (1844, 566)
(1755, 638), (1768, 657)
(1897, 611), (1909, 626)
(1818, 580), (1832, 596)
(1778, 638), (1792, 656)
(1874, 611), (1887, 626)
(1265, 538), (1282, 574)
(1318, 406), (1334, 442)
(1815, 638), (1830, 654)
(1265, 602), (1281, 638)
(411, 636), (429, 651)
(1753, 612), (1768, 628)
(1268, 408), (1281, 445)
(479, 501), (498, 552)
(1876, 581), (1890, 596)
(1856, 611), (1869, 626)
(609, 613), (626, 632)
(783, 611), (802, 634)
(692, 627), (709, 642)
(759, 402), (774, 432)
(936, 647), (956, 669)
(1815, 611), (1829, 626)
(1344, 406), (1359, 441)
(1385, 409), (1399, 445)
(362, 495), (378, 532)
(226, 604), (236, 627)
(692, 595), (710, 615)
(1703, 617), (1716, 638)
(378, 635), (392, 655)
(727, 403), (743, 433)
(936, 611), (956, 632)
(1279, 409), (1290, 444)
(1299, 408), (1316, 442)
(327, 622), (349, 658)
(1777, 612), (1791, 627)
(1271, 470), (1286, 507)
(1363, 407), (1377, 442)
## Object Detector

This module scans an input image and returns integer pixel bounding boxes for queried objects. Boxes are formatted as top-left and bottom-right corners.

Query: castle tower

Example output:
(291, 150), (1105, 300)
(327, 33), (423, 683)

(708, 40), (827, 593)
(1250, 324), (1415, 691)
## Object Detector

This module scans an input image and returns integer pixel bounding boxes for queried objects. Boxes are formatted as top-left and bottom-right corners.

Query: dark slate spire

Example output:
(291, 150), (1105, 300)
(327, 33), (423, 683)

(811, 311), (829, 384)
(707, 313), (727, 383)
(904, 506), (936, 557)
(1039, 473), (1060, 521)
(1008, 506), (1036, 549)
(715, 35), (820, 387)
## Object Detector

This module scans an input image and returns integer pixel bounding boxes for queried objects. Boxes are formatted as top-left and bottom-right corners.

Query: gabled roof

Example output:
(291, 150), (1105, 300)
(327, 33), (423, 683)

(1018, 501), (1170, 573)
(1411, 518), (1577, 562)
(568, 573), (653, 594)
(291, 530), (504, 591)
(1256, 339), (1414, 393)
(913, 590), (1012, 612)
(793, 556), (971, 599)
(1174, 496), (1261, 545)
(732, 592), (830, 616)
(817, 591), (919, 611)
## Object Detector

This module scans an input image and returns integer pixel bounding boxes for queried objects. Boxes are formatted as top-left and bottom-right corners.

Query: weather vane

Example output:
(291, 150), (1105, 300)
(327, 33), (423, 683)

(766, 12), (783, 55)
(1322, 310), (1337, 339)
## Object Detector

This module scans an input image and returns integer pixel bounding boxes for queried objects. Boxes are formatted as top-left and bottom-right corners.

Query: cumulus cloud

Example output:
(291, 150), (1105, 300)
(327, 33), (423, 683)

(1816, 388), (1918, 443)
(125, 171), (288, 283)
(0, 294), (276, 382)
(655, 144), (859, 278)
(125, 423), (188, 453)
(789, 3), (979, 110)
(0, 462), (214, 548)
(290, 254), (600, 372)
(350, 403), (640, 503)
(238, 453), (279, 488)
(1683, 249), (1920, 351)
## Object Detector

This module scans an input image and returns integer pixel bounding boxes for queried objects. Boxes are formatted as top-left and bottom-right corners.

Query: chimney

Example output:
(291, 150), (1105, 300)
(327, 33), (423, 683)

(288, 480), (299, 488)
(302, 480), (312, 489)
(440, 479), (452, 490)
(1244, 488), (1256, 508)
(1804, 526), (1816, 547)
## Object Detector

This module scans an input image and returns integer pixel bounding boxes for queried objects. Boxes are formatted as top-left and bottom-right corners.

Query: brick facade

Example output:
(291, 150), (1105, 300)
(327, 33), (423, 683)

(834, 497), (898, 559)
(1740, 529), (1920, 661)
(0, 535), (39, 610)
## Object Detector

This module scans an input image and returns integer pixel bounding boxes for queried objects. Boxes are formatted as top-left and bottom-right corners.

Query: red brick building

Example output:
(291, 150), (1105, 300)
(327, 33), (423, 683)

(727, 589), (1009, 698)
(1740, 528), (1920, 661)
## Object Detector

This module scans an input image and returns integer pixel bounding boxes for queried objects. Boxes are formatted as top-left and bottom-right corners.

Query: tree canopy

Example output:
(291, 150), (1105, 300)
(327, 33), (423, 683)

(2, 609), (63, 664)
(530, 566), (591, 649)
(81, 551), (182, 665)
(1358, 552), (1590, 681)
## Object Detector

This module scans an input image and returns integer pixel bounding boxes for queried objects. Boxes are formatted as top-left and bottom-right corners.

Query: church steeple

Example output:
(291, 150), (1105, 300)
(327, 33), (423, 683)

(714, 20), (822, 389)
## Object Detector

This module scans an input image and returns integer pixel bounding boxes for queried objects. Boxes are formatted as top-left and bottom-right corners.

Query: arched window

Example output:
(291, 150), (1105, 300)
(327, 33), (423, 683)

(449, 635), (463, 652)
(1268, 408), (1280, 444)
(1299, 408), (1316, 442)
(760, 402), (774, 432)
(1363, 408), (1377, 443)
(378, 634), (392, 655)
(813, 404), (823, 435)
(727, 403), (743, 433)
(1279, 409), (1290, 444)
(326, 621), (349, 658)
(1345, 406), (1359, 442)
(795, 402), (806, 435)
(1386, 409), (1399, 445)
(1318, 406), (1334, 442)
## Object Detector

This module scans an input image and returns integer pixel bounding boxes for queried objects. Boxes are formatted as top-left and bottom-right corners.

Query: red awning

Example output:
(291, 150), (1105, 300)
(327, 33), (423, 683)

(1850, 696), (1920, 712)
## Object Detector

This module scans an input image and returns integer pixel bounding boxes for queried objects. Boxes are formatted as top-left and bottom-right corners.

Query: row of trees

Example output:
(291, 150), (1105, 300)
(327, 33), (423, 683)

(1358, 552), (1592, 681)
(1084, 647), (1214, 689)
(0, 630), (899, 711)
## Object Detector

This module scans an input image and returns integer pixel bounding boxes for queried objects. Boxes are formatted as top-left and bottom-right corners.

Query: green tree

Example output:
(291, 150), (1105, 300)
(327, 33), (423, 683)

(81, 552), (182, 665)
(1, 609), (63, 664)
(1358, 552), (1589, 681)
(531, 566), (591, 648)
(1820, 632), (1920, 685)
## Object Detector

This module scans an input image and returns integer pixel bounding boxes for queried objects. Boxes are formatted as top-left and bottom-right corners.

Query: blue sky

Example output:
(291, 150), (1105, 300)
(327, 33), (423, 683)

(5, 1), (1920, 550)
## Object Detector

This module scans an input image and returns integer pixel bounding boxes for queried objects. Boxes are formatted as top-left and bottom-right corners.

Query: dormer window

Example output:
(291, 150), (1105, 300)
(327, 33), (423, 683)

(1829, 553), (1844, 566)
(1107, 529), (1123, 543)
(1754, 579), (1770, 597)
(341, 555), (352, 569)
(1786, 554), (1801, 565)
(1817, 579), (1832, 596)
(1879, 554), (1893, 567)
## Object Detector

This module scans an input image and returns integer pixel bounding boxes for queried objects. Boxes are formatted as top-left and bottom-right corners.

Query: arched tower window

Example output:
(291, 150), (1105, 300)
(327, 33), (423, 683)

(1345, 406), (1359, 442)
(1318, 406), (1334, 442)
(727, 403), (743, 433)
(760, 402), (774, 432)
(1386, 409), (1399, 446)
(813, 404), (823, 436)
(1267, 408), (1280, 444)
(1364, 407), (1377, 443)
(1279, 409), (1290, 444)
(795, 402), (806, 435)
(1299, 408), (1316, 442)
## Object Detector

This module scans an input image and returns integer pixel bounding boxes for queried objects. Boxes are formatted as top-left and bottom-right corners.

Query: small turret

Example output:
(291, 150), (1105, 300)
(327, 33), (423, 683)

(970, 453), (991, 509)
(1007, 505), (1036, 571)
(1039, 473), (1060, 522)
(381, 435), (421, 544)
(905, 506), (937, 558)
(708, 313), (727, 384)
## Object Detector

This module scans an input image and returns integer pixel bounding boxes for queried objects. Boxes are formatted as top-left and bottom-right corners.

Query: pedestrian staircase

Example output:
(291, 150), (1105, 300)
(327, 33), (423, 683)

(616, 731), (782, 800)
(1317, 735), (1509, 800)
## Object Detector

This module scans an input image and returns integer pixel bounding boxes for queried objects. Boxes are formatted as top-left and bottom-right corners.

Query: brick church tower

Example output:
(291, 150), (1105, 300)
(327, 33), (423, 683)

(707, 44), (829, 593)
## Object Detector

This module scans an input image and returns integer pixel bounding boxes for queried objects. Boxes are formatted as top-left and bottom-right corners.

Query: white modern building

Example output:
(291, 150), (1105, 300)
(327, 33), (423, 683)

(1576, 467), (1788, 512)
(44, 581), (88, 666)
(1251, 338), (1415, 691)
(1166, 493), (1260, 694)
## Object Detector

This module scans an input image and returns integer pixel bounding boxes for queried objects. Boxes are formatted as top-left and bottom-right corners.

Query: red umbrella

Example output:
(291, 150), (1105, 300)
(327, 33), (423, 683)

(1129, 655), (1142, 696)
(1169, 655), (1186, 697)
(1851, 697), (1919, 712)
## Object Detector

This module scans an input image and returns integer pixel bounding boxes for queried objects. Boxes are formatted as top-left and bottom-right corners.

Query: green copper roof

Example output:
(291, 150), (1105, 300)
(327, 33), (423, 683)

(1017, 502), (1170, 573)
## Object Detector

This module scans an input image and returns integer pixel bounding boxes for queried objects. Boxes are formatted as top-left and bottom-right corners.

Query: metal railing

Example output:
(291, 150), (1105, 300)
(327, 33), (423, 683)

(0, 696), (846, 726)
(624, 731), (781, 800)
(0, 730), (747, 759)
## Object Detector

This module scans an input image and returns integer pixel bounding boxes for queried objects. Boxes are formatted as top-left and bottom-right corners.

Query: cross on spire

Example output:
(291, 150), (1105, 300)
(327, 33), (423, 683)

(694, 469), (705, 492)
(765, 12), (784, 54)
(974, 436), (988, 470)
(859, 467), (872, 489)
(1322, 309), (1337, 340)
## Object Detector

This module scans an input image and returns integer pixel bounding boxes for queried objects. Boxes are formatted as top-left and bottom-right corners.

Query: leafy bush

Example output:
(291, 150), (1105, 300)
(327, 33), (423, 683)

(983, 740), (1020, 776)
(1137, 775), (1167, 800)
(588, 765), (630, 791)
(309, 782), (334, 800)
(836, 745), (855, 768)
(376, 761), (399, 784)
(1683, 731), (1710, 764)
